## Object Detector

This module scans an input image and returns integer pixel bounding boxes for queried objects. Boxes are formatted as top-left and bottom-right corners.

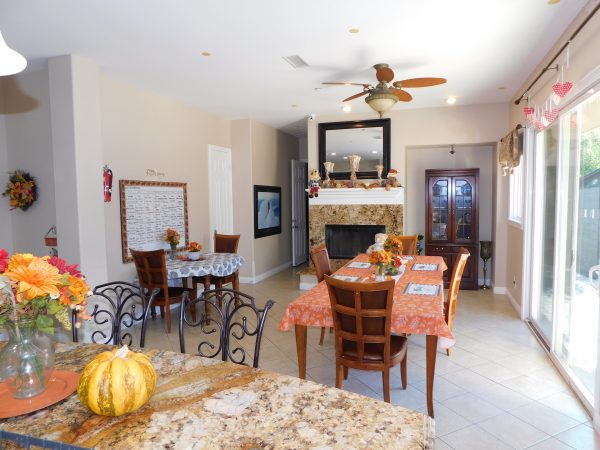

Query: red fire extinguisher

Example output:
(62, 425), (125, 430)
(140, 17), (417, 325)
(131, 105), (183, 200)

(103, 165), (113, 203)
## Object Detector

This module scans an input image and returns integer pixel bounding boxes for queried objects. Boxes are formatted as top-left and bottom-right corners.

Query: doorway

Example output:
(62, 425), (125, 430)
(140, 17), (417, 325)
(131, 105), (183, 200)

(208, 145), (233, 250)
(291, 160), (308, 266)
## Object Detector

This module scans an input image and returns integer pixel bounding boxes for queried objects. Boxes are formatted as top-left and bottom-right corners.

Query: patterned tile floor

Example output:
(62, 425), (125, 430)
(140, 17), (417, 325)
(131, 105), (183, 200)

(135, 266), (598, 449)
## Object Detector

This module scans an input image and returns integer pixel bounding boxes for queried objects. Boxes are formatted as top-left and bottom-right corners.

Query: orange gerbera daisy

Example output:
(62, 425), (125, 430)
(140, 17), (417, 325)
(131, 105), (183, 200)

(5, 257), (61, 301)
(64, 275), (90, 305)
(7, 253), (35, 271)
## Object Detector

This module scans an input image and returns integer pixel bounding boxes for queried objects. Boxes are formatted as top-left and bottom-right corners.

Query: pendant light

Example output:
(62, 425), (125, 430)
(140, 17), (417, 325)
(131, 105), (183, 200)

(0, 31), (27, 76)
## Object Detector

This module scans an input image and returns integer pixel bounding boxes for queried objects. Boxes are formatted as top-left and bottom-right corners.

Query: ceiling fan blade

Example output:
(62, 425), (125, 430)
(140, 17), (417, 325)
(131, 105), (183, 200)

(375, 66), (395, 83)
(322, 82), (372, 88)
(390, 88), (412, 102)
(342, 90), (370, 102)
(394, 77), (447, 88)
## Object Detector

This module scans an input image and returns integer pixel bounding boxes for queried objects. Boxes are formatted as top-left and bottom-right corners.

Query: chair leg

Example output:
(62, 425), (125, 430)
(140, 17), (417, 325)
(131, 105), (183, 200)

(446, 347), (452, 357)
(343, 366), (349, 380)
(335, 364), (344, 389)
(319, 327), (326, 345)
(400, 356), (407, 389)
(382, 369), (391, 403)
(165, 299), (171, 333)
(329, 327), (333, 334)
(159, 306), (165, 318)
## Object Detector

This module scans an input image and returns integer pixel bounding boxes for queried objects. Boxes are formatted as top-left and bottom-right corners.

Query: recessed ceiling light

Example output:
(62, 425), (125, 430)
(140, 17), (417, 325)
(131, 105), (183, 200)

(343, 156), (348, 160)
(201, 51), (211, 57)
(342, 104), (352, 113)
(349, 28), (360, 33)
(447, 97), (457, 105)
(331, 152), (337, 156)
(314, 87), (322, 91)
(291, 104), (298, 108)
(371, 150), (378, 154)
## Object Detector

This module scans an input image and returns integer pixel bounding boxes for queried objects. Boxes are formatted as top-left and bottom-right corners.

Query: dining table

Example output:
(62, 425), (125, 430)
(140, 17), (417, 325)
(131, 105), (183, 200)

(165, 252), (245, 295)
(0, 342), (434, 449)
(279, 253), (455, 418)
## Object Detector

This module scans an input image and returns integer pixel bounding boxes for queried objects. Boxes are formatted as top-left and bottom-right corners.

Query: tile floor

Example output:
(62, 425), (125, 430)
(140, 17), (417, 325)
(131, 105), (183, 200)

(133, 267), (598, 450)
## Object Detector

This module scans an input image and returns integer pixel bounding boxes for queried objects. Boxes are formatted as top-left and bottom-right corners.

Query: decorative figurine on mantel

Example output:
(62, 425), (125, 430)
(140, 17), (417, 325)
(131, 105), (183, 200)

(308, 169), (321, 198)
(348, 154), (361, 184)
(384, 169), (400, 191)
(322, 161), (335, 188)
(375, 164), (384, 184)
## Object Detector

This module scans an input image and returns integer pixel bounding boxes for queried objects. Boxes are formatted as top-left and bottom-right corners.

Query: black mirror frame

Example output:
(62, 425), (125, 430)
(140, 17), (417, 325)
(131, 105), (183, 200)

(318, 118), (391, 180)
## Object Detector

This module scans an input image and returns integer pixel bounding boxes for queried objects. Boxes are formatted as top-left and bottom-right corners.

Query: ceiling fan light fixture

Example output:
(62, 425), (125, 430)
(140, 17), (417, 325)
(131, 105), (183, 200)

(342, 103), (352, 113)
(365, 91), (397, 117)
(446, 96), (457, 105)
(0, 31), (26, 76)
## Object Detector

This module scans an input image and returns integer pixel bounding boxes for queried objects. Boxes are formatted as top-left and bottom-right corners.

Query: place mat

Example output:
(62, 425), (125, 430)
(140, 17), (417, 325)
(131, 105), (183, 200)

(332, 275), (360, 282)
(411, 263), (439, 272)
(404, 283), (440, 296)
(0, 370), (80, 419)
(347, 262), (371, 269)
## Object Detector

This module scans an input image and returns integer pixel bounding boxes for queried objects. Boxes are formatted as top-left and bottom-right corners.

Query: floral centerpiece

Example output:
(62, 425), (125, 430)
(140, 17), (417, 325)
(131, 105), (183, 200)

(386, 254), (404, 276)
(383, 235), (404, 256)
(3, 170), (37, 211)
(368, 250), (392, 281)
(187, 241), (202, 261)
(0, 249), (91, 398)
(163, 228), (180, 259)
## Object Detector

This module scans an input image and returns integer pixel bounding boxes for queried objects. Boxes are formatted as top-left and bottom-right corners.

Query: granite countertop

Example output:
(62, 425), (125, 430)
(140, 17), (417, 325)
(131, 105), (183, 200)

(1, 343), (433, 449)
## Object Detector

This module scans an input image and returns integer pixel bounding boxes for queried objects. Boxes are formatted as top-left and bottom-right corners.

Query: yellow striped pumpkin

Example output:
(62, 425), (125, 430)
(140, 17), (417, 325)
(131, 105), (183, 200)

(77, 345), (156, 416)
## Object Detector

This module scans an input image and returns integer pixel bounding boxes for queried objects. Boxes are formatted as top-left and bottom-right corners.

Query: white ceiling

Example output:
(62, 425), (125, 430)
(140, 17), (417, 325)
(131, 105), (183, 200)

(0, 0), (590, 137)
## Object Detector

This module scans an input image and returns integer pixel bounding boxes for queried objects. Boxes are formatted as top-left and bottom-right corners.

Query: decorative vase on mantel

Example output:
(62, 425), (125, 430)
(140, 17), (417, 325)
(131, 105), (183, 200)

(0, 317), (55, 398)
(323, 161), (334, 187)
(348, 154), (361, 184)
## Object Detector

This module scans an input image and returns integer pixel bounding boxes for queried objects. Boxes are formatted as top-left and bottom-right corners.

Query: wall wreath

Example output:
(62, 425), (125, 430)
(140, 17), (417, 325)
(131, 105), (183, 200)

(3, 170), (37, 211)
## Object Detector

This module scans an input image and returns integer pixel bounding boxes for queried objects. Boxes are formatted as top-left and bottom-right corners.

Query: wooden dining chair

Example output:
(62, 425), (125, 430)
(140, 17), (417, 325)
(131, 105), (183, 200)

(130, 249), (194, 337)
(311, 244), (333, 345)
(324, 275), (408, 403)
(179, 288), (274, 368)
(397, 235), (418, 255)
(445, 247), (470, 356)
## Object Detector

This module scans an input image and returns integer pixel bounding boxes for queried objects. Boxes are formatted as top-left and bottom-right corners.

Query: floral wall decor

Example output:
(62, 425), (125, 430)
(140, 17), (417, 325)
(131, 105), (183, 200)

(3, 170), (37, 211)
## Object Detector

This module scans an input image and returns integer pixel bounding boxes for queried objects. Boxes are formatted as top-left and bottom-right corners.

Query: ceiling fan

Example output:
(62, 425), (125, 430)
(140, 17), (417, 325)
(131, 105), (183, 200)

(323, 63), (446, 116)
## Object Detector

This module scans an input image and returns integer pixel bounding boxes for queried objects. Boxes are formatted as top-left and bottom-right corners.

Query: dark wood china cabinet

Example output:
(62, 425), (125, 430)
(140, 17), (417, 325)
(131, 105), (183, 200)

(425, 169), (479, 290)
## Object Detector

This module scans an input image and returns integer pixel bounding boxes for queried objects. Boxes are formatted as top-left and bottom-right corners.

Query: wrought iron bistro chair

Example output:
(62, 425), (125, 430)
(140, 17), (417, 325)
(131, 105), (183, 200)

(179, 288), (274, 368)
(72, 282), (145, 346)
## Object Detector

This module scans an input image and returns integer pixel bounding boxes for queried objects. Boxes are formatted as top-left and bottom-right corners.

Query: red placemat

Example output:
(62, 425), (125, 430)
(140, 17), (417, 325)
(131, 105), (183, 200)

(0, 370), (80, 419)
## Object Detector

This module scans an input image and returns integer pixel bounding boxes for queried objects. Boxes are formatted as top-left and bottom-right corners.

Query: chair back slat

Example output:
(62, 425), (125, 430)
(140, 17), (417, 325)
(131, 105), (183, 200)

(325, 276), (395, 367)
(446, 247), (470, 331)
(130, 249), (168, 290)
(398, 235), (418, 255)
(179, 288), (274, 368)
(311, 244), (332, 282)
(214, 232), (241, 254)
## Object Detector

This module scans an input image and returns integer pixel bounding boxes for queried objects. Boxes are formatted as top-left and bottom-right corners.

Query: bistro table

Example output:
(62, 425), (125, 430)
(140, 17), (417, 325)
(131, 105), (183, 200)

(279, 254), (454, 418)
(0, 342), (434, 449)
(165, 252), (245, 296)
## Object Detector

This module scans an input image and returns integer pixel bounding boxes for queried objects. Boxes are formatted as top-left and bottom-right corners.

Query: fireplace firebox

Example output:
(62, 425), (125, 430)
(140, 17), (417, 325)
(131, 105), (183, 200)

(325, 224), (386, 259)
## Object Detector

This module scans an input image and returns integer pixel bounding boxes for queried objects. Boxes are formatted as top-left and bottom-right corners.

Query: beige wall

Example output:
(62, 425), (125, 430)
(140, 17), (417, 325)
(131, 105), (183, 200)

(308, 103), (509, 189)
(0, 85), (11, 253)
(497, 5), (600, 307)
(0, 70), (56, 256)
(231, 119), (299, 280)
(100, 76), (231, 281)
(406, 144), (495, 282)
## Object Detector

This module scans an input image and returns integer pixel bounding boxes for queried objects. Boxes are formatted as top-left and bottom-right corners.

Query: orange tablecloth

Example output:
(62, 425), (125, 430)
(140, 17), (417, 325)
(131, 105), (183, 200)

(279, 254), (455, 348)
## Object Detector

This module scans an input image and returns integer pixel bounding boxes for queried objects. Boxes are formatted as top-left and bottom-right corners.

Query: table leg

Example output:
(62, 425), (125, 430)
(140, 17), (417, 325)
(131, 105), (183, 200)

(203, 275), (211, 315)
(295, 324), (307, 379)
(426, 335), (438, 418)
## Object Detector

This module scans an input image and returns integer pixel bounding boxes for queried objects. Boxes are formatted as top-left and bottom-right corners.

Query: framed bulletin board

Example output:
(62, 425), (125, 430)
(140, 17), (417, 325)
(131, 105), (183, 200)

(119, 180), (189, 262)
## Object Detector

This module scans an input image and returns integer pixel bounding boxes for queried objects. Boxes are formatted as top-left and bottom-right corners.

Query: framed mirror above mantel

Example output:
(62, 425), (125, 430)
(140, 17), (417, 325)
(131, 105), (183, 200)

(318, 118), (391, 180)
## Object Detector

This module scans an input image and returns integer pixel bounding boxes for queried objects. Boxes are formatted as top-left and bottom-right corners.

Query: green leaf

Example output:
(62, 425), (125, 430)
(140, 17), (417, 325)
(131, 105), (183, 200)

(35, 314), (54, 335)
(46, 301), (62, 315)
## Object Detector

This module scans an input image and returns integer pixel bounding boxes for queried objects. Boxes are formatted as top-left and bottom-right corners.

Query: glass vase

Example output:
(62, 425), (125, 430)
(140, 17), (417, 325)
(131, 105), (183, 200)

(375, 264), (387, 281)
(0, 318), (55, 398)
(170, 243), (178, 260)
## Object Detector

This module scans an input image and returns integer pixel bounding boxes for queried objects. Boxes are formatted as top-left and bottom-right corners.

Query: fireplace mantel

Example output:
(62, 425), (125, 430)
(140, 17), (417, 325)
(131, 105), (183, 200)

(306, 187), (404, 205)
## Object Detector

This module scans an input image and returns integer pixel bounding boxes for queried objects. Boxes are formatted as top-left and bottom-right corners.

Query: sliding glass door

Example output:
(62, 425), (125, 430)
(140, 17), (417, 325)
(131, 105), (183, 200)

(529, 88), (600, 408)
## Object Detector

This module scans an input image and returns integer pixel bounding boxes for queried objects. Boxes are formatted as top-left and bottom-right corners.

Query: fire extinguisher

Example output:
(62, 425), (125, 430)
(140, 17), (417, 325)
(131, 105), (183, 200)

(103, 165), (113, 203)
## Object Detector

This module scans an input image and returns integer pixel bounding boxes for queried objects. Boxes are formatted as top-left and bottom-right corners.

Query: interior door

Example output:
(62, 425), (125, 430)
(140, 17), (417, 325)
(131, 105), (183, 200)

(208, 145), (234, 250)
(291, 160), (308, 266)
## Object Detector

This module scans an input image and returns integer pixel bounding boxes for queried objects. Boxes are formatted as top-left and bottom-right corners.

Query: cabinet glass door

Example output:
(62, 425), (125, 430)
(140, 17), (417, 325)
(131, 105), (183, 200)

(431, 178), (449, 241)
(454, 177), (475, 242)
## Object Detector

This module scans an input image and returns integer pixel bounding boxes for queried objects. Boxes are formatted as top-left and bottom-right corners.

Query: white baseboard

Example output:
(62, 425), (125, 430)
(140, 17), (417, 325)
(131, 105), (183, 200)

(239, 261), (291, 284)
(493, 286), (521, 315)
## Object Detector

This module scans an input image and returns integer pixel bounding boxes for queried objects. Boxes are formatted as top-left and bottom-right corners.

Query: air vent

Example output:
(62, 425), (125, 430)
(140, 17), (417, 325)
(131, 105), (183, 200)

(283, 55), (309, 69)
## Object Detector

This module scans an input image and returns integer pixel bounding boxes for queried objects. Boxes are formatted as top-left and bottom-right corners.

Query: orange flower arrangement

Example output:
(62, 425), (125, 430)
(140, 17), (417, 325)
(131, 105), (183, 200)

(163, 228), (180, 246)
(384, 235), (404, 256)
(188, 241), (202, 252)
(0, 250), (91, 334)
(368, 249), (392, 266)
(3, 171), (37, 211)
